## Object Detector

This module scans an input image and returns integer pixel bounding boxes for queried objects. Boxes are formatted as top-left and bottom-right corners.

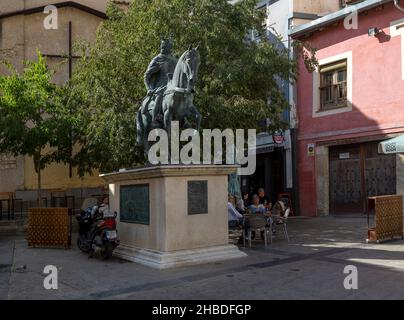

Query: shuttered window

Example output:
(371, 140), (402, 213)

(319, 59), (348, 111)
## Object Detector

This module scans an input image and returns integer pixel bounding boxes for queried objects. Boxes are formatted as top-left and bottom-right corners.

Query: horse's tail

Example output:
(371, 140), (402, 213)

(136, 107), (143, 146)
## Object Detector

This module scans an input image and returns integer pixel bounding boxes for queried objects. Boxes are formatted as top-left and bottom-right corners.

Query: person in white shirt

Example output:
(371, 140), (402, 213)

(98, 196), (111, 217)
(92, 196), (111, 219)
(228, 195), (243, 227)
(235, 195), (245, 214)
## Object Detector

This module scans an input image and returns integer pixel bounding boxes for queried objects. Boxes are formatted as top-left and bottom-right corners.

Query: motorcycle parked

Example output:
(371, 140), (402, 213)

(76, 197), (119, 260)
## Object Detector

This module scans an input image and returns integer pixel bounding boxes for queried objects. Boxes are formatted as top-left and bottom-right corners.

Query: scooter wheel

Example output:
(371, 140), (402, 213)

(77, 237), (91, 253)
(101, 242), (114, 260)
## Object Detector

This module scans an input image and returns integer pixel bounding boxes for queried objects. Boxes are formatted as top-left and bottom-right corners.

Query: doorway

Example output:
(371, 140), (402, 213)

(245, 149), (285, 204)
(329, 141), (396, 214)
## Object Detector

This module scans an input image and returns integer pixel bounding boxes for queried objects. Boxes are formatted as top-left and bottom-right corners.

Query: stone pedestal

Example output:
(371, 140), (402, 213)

(100, 165), (246, 269)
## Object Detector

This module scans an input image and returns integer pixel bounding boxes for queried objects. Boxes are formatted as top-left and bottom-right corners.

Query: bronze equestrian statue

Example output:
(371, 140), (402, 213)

(136, 40), (201, 154)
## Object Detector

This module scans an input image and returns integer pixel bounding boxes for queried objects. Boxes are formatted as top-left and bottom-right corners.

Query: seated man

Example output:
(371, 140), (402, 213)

(228, 195), (244, 228)
(89, 195), (111, 220)
(248, 194), (267, 214)
(258, 188), (272, 210)
(242, 192), (250, 208)
(98, 196), (111, 216)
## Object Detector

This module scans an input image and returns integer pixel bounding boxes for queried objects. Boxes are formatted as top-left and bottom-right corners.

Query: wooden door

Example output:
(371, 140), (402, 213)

(364, 142), (396, 198)
(329, 144), (363, 213)
(329, 142), (396, 214)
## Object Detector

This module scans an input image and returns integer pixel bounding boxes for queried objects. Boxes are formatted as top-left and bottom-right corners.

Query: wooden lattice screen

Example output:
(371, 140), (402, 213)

(28, 208), (71, 248)
(368, 195), (404, 243)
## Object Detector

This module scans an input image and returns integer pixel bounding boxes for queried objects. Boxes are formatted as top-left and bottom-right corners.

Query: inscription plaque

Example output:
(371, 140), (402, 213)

(120, 184), (150, 224)
(188, 180), (208, 215)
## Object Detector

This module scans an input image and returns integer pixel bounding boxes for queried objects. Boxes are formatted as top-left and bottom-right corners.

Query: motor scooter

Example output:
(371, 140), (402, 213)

(76, 197), (119, 259)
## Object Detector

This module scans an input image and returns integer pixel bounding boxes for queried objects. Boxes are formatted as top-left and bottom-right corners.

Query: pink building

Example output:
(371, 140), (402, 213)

(291, 0), (404, 216)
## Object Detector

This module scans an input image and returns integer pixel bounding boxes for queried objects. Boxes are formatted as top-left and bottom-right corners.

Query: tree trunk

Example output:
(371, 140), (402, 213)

(69, 128), (73, 178)
(37, 167), (42, 207)
(35, 151), (42, 207)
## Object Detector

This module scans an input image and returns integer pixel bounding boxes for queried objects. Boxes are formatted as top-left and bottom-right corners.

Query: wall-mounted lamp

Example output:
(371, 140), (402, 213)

(368, 27), (381, 37)
(394, 0), (404, 12)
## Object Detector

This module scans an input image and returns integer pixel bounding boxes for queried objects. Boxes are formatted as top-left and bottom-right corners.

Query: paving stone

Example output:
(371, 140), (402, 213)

(2, 216), (404, 300)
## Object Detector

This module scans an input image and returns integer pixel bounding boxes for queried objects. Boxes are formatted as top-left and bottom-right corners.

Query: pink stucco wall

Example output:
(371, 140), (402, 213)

(296, 3), (404, 216)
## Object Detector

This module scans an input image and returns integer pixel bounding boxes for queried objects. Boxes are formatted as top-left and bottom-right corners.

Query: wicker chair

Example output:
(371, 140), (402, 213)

(272, 200), (286, 216)
(274, 208), (290, 242)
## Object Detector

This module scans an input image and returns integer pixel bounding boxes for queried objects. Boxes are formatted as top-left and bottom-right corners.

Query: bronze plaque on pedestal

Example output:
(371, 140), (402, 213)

(188, 180), (208, 215)
(120, 184), (150, 224)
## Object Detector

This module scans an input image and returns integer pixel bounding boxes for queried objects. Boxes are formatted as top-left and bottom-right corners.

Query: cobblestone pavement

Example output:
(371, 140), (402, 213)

(1, 216), (404, 300)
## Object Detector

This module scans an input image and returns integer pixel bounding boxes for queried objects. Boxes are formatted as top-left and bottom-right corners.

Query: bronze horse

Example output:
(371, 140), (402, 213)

(136, 46), (201, 153)
(162, 45), (201, 136)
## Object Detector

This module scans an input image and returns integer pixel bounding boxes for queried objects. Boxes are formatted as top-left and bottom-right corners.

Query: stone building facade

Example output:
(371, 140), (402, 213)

(291, 0), (404, 216)
(242, 0), (344, 211)
(0, 0), (129, 195)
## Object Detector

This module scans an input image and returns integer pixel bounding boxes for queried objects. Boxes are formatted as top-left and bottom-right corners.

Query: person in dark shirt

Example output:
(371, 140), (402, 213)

(242, 192), (250, 208)
(258, 188), (272, 210)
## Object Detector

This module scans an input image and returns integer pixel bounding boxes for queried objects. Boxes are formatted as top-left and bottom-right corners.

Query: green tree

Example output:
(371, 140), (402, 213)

(0, 53), (73, 205)
(70, 0), (316, 173)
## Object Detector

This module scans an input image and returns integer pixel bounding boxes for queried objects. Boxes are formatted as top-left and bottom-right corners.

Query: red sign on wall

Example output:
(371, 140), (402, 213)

(272, 132), (285, 145)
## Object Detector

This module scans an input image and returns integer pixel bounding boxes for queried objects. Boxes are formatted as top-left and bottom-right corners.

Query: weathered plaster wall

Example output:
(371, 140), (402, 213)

(293, 0), (341, 16)
(0, 156), (24, 193)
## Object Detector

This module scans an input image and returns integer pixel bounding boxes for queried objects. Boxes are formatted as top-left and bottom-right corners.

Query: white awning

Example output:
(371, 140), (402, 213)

(378, 135), (404, 154)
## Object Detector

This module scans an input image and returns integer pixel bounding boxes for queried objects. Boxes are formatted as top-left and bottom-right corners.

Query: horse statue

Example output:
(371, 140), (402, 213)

(136, 45), (201, 154)
(162, 45), (201, 138)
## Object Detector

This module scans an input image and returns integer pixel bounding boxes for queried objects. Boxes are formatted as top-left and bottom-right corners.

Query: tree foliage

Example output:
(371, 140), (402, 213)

(0, 53), (73, 194)
(69, 0), (316, 174)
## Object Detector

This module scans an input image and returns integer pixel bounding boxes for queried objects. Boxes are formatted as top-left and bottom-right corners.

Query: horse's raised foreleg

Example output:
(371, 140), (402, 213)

(195, 109), (201, 131)
(136, 109), (143, 146)
(142, 112), (152, 155)
(188, 105), (201, 131)
(163, 97), (173, 138)
(163, 96), (176, 161)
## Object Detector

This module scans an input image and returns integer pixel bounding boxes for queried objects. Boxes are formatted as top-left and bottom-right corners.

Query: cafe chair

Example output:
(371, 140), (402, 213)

(275, 208), (290, 243)
(272, 200), (286, 216)
(243, 214), (272, 248)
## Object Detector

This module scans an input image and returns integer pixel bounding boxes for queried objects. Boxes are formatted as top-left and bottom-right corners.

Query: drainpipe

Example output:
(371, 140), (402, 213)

(395, 0), (404, 12)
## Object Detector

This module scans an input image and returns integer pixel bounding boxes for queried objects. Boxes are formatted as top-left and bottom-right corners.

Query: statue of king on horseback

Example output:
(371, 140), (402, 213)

(136, 39), (201, 153)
